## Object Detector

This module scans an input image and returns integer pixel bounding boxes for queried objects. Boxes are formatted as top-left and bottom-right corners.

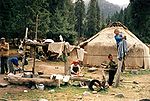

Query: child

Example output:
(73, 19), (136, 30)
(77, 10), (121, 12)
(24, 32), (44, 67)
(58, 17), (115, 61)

(106, 54), (117, 86)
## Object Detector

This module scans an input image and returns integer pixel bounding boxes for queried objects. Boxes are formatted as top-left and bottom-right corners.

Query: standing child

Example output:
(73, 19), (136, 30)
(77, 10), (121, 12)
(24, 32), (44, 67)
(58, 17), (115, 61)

(106, 54), (117, 86)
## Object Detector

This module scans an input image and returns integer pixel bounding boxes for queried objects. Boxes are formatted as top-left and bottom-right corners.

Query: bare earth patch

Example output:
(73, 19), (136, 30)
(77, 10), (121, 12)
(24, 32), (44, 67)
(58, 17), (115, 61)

(0, 60), (150, 101)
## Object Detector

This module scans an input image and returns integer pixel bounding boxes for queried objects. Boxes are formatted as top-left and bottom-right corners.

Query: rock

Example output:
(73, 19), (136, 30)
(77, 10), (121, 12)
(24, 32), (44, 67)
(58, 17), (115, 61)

(92, 91), (98, 94)
(83, 91), (91, 96)
(133, 81), (139, 84)
(71, 81), (80, 86)
(88, 67), (98, 72)
(139, 99), (150, 101)
(0, 83), (8, 87)
(37, 71), (44, 75)
(130, 70), (139, 75)
(77, 96), (82, 99)
(0, 98), (8, 101)
(31, 86), (36, 90)
(24, 90), (28, 93)
(3, 77), (8, 80)
(48, 89), (55, 93)
(39, 99), (48, 101)
(115, 93), (125, 98)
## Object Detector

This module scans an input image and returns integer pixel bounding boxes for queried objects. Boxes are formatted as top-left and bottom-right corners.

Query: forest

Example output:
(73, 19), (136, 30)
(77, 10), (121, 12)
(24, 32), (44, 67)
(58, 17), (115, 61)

(0, 0), (150, 44)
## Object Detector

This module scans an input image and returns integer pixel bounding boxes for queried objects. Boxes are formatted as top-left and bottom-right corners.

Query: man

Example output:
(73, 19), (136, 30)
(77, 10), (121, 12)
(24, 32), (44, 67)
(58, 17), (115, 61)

(106, 54), (117, 86)
(0, 37), (9, 74)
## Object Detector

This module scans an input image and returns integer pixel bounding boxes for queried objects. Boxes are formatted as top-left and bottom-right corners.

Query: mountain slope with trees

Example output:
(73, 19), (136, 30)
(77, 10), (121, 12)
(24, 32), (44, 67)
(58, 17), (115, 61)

(84, 0), (121, 19)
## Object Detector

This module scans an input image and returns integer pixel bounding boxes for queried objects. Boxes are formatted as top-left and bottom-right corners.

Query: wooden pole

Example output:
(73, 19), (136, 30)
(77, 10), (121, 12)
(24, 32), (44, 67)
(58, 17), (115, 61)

(22, 28), (28, 71)
(64, 44), (69, 75)
(114, 59), (123, 87)
(32, 46), (36, 74)
(35, 15), (38, 40)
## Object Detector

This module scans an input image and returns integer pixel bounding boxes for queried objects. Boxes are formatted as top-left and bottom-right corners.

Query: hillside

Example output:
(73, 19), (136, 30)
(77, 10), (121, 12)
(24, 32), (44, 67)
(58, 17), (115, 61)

(85, 0), (121, 18)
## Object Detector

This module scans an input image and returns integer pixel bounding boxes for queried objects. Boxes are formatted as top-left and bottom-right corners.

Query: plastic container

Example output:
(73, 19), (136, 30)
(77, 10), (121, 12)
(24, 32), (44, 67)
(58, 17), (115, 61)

(37, 84), (44, 90)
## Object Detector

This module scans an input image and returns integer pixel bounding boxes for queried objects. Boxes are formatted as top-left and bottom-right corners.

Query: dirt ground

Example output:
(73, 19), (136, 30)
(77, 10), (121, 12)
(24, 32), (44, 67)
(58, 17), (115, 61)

(0, 59), (150, 101)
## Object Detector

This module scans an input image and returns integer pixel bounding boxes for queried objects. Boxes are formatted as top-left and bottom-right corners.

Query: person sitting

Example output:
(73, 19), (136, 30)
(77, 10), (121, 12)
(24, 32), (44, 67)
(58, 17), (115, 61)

(106, 54), (117, 86)
(70, 60), (81, 76)
(8, 57), (22, 74)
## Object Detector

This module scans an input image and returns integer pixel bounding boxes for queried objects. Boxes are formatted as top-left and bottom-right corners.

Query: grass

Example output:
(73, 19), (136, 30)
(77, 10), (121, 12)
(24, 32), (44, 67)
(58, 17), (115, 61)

(1, 84), (110, 101)
(1, 86), (87, 101)
(122, 69), (150, 77)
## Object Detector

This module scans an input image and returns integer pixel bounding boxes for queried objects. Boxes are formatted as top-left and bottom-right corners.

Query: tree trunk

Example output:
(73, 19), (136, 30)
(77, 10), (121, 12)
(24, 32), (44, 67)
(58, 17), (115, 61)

(7, 75), (58, 86)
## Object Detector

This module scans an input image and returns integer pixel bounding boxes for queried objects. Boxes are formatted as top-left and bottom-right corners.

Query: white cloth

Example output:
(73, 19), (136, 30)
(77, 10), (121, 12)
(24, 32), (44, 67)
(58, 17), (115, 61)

(48, 42), (65, 57)
(48, 42), (75, 58)
(77, 48), (87, 61)
(63, 76), (70, 82)
(44, 39), (54, 43)
(50, 74), (70, 82)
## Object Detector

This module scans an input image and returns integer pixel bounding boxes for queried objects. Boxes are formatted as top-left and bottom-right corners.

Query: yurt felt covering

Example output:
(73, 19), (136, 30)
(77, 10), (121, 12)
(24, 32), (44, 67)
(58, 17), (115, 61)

(82, 27), (150, 69)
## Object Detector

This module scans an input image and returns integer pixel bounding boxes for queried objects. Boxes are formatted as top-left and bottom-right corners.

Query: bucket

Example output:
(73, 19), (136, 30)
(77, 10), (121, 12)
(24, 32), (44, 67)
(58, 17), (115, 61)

(37, 84), (44, 90)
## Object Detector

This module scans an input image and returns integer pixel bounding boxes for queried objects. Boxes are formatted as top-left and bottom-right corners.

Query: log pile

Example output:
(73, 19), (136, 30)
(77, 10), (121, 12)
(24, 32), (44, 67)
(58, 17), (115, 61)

(6, 74), (58, 86)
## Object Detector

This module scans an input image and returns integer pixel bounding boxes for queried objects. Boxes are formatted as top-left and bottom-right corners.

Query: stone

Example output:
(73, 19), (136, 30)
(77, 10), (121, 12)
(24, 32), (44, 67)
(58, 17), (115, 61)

(77, 96), (82, 100)
(48, 89), (55, 93)
(71, 81), (80, 86)
(83, 91), (91, 96)
(130, 70), (139, 75)
(92, 91), (98, 94)
(39, 99), (48, 101)
(115, 93), (125, 98)
(88, 67), (98, 72)
(133, 81), (139, 84)
(37, 71), (44, 75)
(0, 83), (8, 87)
(139, 99), (150, 101)
(24, 90), (28, 93)
(0, 98), (8, 101)
(31, 86), (36, 90)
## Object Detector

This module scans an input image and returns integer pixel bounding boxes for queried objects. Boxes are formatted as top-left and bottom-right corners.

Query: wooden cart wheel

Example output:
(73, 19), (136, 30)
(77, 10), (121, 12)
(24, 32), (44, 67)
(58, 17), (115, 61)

(88, 79), (101, 91)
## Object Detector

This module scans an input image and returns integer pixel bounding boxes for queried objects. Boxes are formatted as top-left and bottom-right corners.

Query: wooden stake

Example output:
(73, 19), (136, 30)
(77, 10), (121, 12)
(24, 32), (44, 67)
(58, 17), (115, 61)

(114, 59), (123, 87)
(32, 46), (36, 74)
(35, 15), (38, 40)
(64, 44), (69, 75)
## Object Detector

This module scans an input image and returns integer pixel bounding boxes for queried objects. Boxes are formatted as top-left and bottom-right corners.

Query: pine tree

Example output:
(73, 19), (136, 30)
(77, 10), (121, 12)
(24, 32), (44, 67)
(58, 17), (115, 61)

(74, 0), (85, 38)
(96, 0), (100, 32)
(86, 0), (100, 37)
(47, 0), (77, 44)
(0, 0), (13, 38)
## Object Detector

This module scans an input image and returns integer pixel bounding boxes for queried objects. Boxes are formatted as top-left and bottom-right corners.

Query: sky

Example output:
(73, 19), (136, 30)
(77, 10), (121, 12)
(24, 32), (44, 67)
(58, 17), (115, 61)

(105, 0), (130, 6)
(73, 0), (130, 7)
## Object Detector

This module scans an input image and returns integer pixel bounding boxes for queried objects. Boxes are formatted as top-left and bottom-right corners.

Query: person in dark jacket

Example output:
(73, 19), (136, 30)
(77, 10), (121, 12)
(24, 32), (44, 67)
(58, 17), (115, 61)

(106, 54), (117, 86)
